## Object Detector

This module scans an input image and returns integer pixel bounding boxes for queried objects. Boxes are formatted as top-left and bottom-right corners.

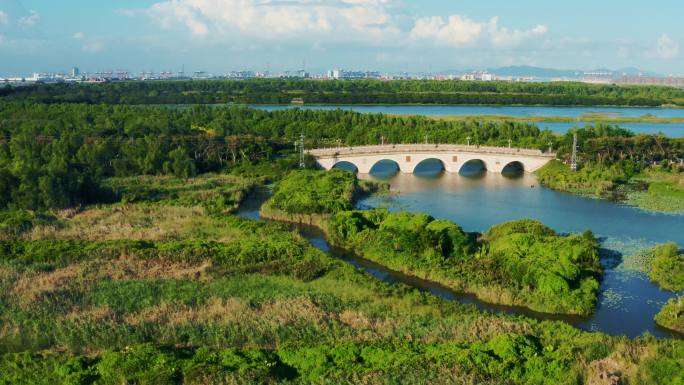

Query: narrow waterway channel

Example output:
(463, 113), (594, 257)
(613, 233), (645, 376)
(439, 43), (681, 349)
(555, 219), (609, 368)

(236, 173), (684, 339)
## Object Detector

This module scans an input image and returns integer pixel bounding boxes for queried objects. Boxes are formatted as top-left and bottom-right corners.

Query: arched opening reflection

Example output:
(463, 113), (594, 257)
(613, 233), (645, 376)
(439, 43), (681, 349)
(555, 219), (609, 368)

(459, 159), (487, 177)
(501, 161), (525, 178)
(369, 159), (400, 178)
(332, 161), (358, 173)
(414, 158), (445, 178)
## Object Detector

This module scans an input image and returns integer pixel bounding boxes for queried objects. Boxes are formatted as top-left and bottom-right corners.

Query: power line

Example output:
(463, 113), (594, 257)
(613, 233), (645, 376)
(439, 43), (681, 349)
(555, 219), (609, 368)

(571, 133), (579, 171)
(299, 133), (306, 168)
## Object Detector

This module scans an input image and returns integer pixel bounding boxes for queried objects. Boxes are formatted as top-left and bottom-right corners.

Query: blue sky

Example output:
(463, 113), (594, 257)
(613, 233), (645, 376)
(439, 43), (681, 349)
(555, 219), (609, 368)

(0, 0), (682, 75)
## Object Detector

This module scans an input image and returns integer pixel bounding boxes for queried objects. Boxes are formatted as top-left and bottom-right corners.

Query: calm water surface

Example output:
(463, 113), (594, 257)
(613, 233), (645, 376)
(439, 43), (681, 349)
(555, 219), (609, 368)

(237, 169), (684, 338)
(539, 121), (684, 137)
(256, 104), (684, 118)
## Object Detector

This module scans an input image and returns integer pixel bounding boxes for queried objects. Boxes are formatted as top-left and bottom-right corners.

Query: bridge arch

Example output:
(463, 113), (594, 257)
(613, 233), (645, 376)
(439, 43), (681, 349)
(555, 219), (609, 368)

(501, 161), (525, 176)
(369, 159), (401, 177)
(459, 159), (487, 176)
(332, 161), (359, 173)
(413, 158), (446, 176)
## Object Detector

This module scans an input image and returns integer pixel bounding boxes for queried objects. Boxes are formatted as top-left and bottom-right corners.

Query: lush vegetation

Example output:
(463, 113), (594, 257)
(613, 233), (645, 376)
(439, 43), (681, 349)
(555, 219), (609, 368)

(327, 210), (601, 315)
(626, 168), (684, 212)
(0, 101), (559, 211)
(535, 125), (684, 212)
(656, 297), (684, 335)
(1, 167), (684, 383)
(4, 79), (684, 106)
(0, 174), (681, 384)
(646, 243), (684, 334)
(102, 174), (263, 215)
(648, 243), (684, 292)
(265, 169), (358, 215)
(2, 81), (684, 383)
(260, 169), (384, 227)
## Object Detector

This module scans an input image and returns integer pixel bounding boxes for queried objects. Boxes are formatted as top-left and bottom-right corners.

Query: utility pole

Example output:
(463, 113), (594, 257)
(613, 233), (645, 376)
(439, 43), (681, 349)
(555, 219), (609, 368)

(571, 133), (579, 172)
(508, 139), (512, 149)
(425, 135), (428, 145)
(299, 133), (306, 169)
(381, 135), (385, 146)
(336, 138), (341, 149)
(466, 136), (471, 146)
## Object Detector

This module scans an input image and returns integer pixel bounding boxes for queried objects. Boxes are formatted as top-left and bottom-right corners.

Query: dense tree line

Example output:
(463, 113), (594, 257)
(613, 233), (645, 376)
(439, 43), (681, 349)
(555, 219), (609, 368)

(557, 125), (684, 164)
(3, 79), (684, 106)
(0, 102), (556, 147)
(2, 101), (682, 210)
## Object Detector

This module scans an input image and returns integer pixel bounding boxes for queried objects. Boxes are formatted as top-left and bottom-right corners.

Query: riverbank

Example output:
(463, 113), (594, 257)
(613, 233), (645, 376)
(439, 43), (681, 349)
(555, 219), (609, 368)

(535, 161), (684, 214)
(425, 114), (684, 124)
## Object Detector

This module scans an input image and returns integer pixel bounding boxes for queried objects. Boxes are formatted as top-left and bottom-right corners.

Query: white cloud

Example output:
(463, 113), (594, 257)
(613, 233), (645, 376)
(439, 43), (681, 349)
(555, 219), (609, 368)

(73, 32), (85, 39)
(0, 10), (8, 26)
(410, 15), (484, 47)
(410, 15), (547, 48)
(120, 0), (400, 44)
(656, 34), (679, 59)
(18, 10), (40, 27)
(488, 17), (547, 48)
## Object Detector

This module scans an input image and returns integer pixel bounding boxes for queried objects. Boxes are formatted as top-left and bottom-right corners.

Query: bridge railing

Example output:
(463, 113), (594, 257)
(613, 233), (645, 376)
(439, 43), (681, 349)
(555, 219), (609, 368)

(308, 144), (555, 158)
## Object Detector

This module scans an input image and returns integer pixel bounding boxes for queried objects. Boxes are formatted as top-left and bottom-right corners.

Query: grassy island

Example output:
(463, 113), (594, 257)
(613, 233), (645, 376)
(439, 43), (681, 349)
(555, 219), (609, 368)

(260, 169), (386, 227)
(327, 211), (601, 315)
(645, 243), (684, 334)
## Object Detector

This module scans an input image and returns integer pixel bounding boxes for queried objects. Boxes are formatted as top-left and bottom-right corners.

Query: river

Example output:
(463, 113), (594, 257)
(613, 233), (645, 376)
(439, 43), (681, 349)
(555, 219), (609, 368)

(237, 168), (684, 339)
(256, 104), (684, 119)
(254, 105), (684, 137)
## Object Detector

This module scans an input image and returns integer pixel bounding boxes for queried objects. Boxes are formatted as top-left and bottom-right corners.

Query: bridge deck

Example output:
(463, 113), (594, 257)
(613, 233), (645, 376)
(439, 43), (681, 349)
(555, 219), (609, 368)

(308, 144), (555, 159)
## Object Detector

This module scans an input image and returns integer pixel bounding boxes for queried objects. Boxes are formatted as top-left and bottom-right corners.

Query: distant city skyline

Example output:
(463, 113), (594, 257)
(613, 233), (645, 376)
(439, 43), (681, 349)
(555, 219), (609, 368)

(0, 0), (683, 76)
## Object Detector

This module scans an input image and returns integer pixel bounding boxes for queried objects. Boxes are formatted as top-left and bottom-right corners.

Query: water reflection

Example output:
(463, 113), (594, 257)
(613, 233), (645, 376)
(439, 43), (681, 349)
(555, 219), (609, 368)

(358, 172), (683, 244)
(357, 168), (684, 338)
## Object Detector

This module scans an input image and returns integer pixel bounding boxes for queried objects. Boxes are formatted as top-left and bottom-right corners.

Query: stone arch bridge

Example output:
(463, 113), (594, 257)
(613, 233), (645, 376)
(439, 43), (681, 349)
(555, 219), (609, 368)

(309, 144), (556, 174)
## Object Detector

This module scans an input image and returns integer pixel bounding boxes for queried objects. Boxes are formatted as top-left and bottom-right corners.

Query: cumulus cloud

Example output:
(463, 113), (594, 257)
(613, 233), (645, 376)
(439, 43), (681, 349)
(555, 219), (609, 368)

(18, 10), (40, 27)
(488, 17), (547, 48)
(656, 34), (679, 59)
(410, 15), (484, 47)
(410, 15), (547, 48)
(121, 0), (400, 43)
(0, 10), (8, 26)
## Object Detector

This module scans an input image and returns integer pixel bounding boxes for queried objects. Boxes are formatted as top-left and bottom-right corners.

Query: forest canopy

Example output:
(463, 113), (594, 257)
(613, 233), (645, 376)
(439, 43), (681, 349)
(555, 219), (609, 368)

(3, 79), (684, 106)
